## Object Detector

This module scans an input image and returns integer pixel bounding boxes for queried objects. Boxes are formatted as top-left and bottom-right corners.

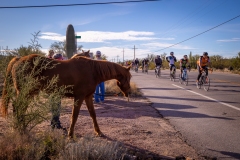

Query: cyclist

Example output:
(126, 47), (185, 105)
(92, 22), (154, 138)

(141, 58), (146, 72)
(196, 52), (211, 84)
(134, 58), (139, 71)
(180, 55), (189, 77)
(155, 55), (162, 73)
(131, 60), (135, 70)
(166, 52), (177, 74)
(143, 58), (149, 72)
(145, 58), (149, 65)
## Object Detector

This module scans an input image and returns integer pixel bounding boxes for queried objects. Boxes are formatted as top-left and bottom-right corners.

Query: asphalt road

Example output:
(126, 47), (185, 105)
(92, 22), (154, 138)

(131, 69), (240, 159)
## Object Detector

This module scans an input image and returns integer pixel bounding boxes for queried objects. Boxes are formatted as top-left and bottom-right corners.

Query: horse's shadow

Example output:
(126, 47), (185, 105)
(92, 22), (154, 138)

(62, 97), (160, 119)
(101, 135), (175, 160)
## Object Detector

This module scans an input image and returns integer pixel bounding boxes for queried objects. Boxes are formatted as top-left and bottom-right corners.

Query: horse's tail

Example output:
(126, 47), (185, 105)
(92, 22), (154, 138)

(1, 57), (20, 117)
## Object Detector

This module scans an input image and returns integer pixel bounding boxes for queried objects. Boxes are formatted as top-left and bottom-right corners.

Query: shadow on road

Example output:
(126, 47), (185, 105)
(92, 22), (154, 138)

(152, 102), (235, 120)
(140, 87), (178, 90)
(208, 149), (240, 159)
(145, 95), (238, 104)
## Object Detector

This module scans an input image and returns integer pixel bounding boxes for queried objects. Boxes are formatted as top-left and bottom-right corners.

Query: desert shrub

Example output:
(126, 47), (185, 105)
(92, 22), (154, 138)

(4, 56), (71, 134)
(0, 129), (67, 160)
(0, 130), (131, 160)
(148, 62), (155, 70)
(59, 136), (127, 160)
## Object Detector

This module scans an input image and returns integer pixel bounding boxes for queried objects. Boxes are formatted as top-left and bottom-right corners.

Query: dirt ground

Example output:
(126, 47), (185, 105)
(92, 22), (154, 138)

(57, 96), (202, 159)
(0, 96), (204, 160)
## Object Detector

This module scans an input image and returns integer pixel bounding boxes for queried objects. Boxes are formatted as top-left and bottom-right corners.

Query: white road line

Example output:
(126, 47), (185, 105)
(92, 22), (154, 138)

(172, 84), (240, 112)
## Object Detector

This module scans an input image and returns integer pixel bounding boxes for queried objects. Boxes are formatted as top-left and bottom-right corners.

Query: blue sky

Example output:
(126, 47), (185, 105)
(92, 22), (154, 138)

(0, 0), (240, 61)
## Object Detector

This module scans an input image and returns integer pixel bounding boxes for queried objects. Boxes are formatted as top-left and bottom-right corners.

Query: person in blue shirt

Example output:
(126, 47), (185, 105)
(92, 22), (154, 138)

(166, 52), (177, 73)
(94, 51), (105, 103)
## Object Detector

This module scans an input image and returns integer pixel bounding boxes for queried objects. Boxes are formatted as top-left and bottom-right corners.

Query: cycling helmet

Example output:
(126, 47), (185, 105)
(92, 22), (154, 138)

(53, 53), (63, 60)
(203, 52), (208, 56)
(170, 52), (174, 55)
(96, 50), (101, 57)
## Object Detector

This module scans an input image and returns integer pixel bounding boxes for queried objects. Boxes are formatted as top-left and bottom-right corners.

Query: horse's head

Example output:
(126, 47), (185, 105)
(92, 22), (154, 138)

(71, 50), (90, 59)
(117, 66), (131, 97)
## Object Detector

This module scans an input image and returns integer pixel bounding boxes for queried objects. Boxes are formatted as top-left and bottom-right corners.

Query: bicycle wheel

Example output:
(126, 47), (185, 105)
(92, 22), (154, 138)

(203, 76), (210, 91)
(158, 68), (161, 78)
(179, 74), (182, 84)
(172, 71), (176, 82)
(183, 72), (188, 86)
(197, 77), (202, 89)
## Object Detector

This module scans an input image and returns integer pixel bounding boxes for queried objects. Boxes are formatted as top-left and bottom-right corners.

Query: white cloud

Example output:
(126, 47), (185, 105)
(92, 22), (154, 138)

(142, 42), (196, 50)
(40, 32), (65, 41)
(40, 31), (174, 43)
(83, 46), (151, 61)
(217, 38), (240, 42)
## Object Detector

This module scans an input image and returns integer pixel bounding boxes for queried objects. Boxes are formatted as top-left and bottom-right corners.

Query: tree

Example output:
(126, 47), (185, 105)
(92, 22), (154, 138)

(50, 40), (83, 57)
(28, 31), (42, 52)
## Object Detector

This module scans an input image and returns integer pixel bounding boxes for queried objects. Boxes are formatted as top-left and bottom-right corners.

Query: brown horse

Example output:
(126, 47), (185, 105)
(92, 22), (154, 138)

(1, 50), (91, 117)
(1, 54), (131, 138)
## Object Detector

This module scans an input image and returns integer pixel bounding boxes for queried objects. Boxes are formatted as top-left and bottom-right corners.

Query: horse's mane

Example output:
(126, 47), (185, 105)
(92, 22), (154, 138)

(88, 59), (131, 82)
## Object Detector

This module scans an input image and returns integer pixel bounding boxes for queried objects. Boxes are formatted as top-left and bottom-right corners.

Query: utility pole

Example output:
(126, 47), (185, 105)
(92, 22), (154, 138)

(122, 48), (124, 63)
(132, 45), (138, 60)
(117, 55), (119, 63)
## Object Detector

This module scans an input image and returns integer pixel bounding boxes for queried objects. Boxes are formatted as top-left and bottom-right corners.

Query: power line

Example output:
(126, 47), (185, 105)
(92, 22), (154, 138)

(160, 0), (216, 37)
(160, 0), (228, 38)
(0, 0), (161, 9)
(156, 14), (240, 52)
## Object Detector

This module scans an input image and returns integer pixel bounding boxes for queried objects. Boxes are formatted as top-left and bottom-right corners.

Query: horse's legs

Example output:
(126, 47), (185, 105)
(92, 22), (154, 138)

(85, 95), (103, 136)
(68, 97), (84, 138)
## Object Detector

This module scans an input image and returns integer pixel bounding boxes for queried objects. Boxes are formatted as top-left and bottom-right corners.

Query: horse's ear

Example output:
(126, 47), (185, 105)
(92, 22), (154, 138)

(126, 66), (131, 71)
(87, 50), (90, 53)
(82, 50), (84, 53)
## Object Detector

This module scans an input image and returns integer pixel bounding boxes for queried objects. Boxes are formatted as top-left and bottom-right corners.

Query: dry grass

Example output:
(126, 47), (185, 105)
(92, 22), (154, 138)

(105, 80), (142, 97)
(59, 136), (128, 160)
(0, 128), (132, 160)
(0, 128), (67, 160)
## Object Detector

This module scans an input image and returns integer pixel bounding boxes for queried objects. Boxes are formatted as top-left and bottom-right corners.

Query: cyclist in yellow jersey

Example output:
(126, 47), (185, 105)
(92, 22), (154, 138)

(196, 52), (211, 84)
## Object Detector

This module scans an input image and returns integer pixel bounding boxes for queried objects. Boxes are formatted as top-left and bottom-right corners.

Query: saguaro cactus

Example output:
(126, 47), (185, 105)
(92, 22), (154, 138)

(66, 24), (76, 59)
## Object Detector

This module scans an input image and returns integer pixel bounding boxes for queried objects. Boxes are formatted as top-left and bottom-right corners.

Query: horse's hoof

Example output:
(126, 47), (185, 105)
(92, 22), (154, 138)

(96, 131), (104, 137)
(67, 137), (76, 143)
(68, 132), (74, 139)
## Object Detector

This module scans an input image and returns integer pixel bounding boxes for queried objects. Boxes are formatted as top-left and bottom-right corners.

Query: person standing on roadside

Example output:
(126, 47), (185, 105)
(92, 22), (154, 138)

(48, 52), (65, 129)
(47, 50), (54, 59)
(94, 51), (105, 103)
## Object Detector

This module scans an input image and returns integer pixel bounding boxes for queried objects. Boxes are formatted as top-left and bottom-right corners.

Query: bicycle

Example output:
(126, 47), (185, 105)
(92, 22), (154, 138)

(144, 64), (149, 74)
(179, 68), (188, 86)
(155, 65), (161, 78)
(135, 64), (139, 73)
(170, 66), (176, 81)
(197, 68), (212, 91)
